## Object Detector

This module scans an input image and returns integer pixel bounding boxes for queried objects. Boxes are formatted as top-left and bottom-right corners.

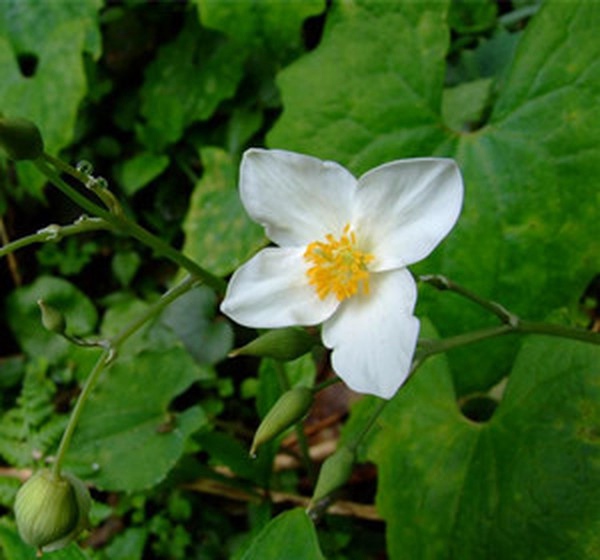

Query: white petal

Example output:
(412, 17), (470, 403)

(240, 148), (357, 247)
(322, 269), (420, 399)
(354, 158), (463, 270)
(220, 247), (339, 328)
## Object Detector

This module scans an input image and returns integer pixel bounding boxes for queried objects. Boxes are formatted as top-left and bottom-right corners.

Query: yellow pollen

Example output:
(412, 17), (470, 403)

(304, 224), (374, 301)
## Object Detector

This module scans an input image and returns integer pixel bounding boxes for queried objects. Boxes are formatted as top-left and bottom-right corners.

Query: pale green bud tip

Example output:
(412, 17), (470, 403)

(0, 117), (44, 160)
(309, 445), (355, 507)
(37, 299), (66, 335)
(230, 327), (317, 361)
(14, 470), (91, 552)
(250, 387), (314, 457)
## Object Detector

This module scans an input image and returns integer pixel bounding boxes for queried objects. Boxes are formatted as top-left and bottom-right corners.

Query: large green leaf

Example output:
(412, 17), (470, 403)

(0, 0), (101, 196)
(268, 0), (450, 169)
(364, 335), (600, 559)
(267, 0), (599, 392)
(65, 348), (208, 491)
(240, 508), (324, 560)
(181, 147), (265, 277)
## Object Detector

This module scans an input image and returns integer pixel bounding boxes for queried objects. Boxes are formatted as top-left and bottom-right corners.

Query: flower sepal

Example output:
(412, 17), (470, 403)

(229, 327), (317, 361)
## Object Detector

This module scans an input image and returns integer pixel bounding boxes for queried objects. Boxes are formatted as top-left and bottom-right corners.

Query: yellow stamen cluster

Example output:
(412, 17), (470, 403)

(304, 224), (374, 301)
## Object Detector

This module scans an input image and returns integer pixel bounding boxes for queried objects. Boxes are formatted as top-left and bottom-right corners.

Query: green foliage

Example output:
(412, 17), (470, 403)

(0, 0), (101, 198)
(0, 361), (66, 467)
(6, 276), (98, 364)
(181, 147), (266, 277)
(0, 521), (89, 560)
(362, 333), (600, 559)
(240, 508), (324, 560)
(65, 348), (208, 492)
(1, 1), (598, 559)
(139, 15), (245, 150)
(196, 0), (325, 54)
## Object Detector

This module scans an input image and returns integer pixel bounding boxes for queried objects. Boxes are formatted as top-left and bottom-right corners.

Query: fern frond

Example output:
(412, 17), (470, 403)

(0, 360), (67, 467)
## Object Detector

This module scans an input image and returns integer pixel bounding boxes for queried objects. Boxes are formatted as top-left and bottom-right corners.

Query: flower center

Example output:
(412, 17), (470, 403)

(304, 224), (375, 301)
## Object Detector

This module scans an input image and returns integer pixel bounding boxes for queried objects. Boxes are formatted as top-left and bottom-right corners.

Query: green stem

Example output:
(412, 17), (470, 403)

(419, 274), (600, 348)
(517, 319), (600, 344)
(52, 347), (111, 477)
(0, 217), (109, 259)
(51, 274), (199, 475)
(419, 274), (518, 325)
(346, 398), (388, 453)
(110, 274), (198, 349)
(312, 377), (340, 393)
(34, 155), (226, 294)
(417, 325), (513, 359)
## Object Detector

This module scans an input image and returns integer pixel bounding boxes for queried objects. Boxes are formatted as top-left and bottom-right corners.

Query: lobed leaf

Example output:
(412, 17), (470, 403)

(366, 334), (600, 559)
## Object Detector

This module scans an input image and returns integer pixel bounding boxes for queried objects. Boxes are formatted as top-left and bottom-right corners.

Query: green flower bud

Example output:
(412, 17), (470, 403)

(14, 470), (91, 553)
(309, 445), (355, 507)
(37, 299), (67, 335)
(230, 328), (317, 361)
(0, 117), (44, 160)
(250, 386), (314, 457)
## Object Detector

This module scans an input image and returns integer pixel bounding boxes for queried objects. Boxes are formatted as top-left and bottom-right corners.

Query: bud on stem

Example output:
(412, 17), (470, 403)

(309, 445), (355, 508)
(37, 299), (67, 335)
(230, 328), (317, 361)
(14, 469), (91, 553)
(250, 386), (314, 457)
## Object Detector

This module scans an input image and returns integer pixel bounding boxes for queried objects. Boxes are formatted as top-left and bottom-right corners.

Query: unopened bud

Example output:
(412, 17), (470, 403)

(250, 386), (314, 457)
(0, 117), (44, 160)
(230, 328), (317, 361)
(309, 445), (355, 508)
(14, 469), (91, 552)
(37, 299), (66, 335)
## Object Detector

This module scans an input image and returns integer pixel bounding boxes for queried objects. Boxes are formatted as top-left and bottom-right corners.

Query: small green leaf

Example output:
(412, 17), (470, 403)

(448, 0), (497, 34)
(195, 0), (325, 53)
(442, 79), (493, 132)
(111, 250), (141, 288)
(66, 349), (208, 491)
(118, 152), (169, 196)
(240, 508), (324, 560)
(181, 147), (265, 277)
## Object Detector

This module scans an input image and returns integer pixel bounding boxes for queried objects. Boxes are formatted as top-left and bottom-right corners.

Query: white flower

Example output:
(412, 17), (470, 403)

(220, 149), (463, 399)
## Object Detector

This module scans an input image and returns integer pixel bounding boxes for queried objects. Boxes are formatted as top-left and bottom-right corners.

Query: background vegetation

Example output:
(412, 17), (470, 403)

(1, 1), (599, 559)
